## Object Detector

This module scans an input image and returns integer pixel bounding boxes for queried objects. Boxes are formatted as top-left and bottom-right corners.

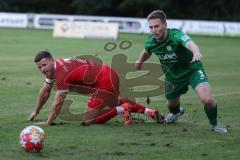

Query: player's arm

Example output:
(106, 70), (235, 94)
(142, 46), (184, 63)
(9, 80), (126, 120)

(35, 92), (67, 125)
(27, 82), (52, 121)
(46, 92), (66, 125)
(135, 49), (152, 70)
(185, 40), (203, 62)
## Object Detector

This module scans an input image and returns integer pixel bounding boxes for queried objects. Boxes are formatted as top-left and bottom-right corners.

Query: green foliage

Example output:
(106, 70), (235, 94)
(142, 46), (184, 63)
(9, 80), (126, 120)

(117, 0), (161, 17)
(0, 0), (240, 21)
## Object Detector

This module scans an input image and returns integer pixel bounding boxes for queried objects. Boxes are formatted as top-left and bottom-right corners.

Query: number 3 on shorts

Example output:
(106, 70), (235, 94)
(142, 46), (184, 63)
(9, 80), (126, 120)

(198, 69), (205, 80)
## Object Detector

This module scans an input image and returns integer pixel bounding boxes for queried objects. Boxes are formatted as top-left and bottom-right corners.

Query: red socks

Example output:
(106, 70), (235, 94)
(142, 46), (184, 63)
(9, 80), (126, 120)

(119, 98), (146, 113)
(92, 108), (117, 124)
(92, 99), (147, 124)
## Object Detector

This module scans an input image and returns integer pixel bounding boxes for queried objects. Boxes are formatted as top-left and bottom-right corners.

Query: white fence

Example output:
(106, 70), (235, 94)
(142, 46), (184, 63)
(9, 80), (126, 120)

(53, 21), (119, 40)
(1, 12), (240, 37)
(0, 12), (28, 28)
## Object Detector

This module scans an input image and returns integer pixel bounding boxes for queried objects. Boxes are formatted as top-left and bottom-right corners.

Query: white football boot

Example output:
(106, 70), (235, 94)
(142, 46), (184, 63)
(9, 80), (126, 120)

(212, 124), (228, 133)
(164, 107), (184, 123)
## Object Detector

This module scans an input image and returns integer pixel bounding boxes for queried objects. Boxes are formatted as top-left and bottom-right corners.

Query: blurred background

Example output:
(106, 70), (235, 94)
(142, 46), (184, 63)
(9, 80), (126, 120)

(0, 0), (240, 21)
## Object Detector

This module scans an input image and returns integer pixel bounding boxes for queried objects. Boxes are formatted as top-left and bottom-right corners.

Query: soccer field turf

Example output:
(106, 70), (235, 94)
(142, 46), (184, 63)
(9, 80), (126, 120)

(0, 28), (240, 160)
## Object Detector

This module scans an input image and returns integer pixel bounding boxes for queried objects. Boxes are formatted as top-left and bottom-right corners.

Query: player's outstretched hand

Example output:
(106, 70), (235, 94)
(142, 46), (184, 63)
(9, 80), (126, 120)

(191, 52), (203, 63)
(135, 60), (143, 70)
(27, 111), (38, 121)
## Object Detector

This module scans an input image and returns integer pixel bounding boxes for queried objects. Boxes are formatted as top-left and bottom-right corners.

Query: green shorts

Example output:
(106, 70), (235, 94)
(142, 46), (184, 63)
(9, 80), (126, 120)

(164, 68), (209, 100)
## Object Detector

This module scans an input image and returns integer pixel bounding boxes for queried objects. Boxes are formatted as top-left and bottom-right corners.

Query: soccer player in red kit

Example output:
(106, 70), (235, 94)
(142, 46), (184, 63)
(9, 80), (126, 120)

(28, 51), (164, 125)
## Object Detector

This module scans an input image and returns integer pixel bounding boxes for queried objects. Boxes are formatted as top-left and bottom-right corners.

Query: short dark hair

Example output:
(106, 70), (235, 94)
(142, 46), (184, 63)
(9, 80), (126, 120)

(34, 51), (53, 62)
(147, 10), (166, 23)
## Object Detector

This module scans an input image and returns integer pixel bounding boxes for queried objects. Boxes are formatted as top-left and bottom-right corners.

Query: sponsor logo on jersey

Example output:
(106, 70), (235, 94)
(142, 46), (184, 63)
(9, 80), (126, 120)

(158, 53), (177, 63)
(166, 45), (172, 51)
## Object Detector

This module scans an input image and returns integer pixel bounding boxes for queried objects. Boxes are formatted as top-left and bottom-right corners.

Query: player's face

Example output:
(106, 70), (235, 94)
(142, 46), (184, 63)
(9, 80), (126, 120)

(148, 18), (167, 41)
(36, 58), (54, 79)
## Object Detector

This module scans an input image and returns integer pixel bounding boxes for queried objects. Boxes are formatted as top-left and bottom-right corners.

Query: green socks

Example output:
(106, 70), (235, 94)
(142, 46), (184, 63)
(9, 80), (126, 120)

(204, 105), (217, 126)
(169, 104), (180, 115)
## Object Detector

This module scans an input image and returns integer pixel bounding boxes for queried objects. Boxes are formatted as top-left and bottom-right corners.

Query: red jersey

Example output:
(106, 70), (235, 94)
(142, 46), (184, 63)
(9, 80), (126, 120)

(46, 56), (119, 96)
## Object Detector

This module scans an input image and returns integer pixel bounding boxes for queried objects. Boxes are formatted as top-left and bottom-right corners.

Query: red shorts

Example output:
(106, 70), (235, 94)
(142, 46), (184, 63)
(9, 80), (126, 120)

(87, 65), (119, 109)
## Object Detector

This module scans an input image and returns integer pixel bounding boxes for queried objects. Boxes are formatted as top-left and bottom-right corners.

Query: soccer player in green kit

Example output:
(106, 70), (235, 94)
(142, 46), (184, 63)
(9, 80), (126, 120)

(135, 10), (227, 133)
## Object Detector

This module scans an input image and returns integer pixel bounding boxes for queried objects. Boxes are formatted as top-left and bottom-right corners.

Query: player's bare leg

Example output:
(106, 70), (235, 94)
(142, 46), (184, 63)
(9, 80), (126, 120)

(195, 83), (227, 133)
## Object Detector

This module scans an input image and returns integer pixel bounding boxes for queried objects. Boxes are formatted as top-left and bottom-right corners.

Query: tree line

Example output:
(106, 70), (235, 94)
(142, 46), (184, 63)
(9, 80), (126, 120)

(0, 0), (239, 21)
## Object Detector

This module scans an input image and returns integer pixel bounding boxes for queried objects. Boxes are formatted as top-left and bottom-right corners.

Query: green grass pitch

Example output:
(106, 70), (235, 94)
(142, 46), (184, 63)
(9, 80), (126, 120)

(0, 28), (240, 160)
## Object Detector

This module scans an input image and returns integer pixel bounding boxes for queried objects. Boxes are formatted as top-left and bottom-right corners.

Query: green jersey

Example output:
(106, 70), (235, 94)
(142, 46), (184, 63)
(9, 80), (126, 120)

(145, 28), (203, 83)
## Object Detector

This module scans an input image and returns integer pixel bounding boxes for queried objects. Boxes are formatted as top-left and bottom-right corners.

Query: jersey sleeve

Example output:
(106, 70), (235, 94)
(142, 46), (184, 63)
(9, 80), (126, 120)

(175, 30), (192, 46)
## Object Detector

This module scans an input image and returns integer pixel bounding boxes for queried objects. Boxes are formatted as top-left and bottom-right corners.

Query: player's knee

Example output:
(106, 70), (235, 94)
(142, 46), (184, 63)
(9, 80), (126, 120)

(166, 100), (179, 107)
(166, 101), (172, 108)
(81, 120), (93, 125)
(201, 97), (215, 107)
